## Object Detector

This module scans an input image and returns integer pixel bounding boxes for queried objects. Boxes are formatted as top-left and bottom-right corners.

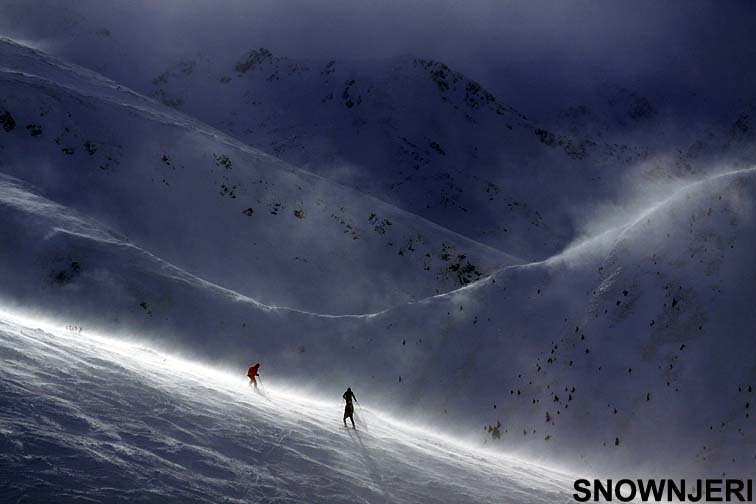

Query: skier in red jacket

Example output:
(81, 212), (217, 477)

(247, 363), (260, 388)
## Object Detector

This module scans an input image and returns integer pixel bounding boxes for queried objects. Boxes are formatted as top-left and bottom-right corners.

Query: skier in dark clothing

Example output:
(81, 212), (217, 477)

(343, 387), (357, 429)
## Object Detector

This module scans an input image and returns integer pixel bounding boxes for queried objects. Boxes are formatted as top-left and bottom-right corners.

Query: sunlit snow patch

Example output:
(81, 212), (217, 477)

(0, 306), (576, 503)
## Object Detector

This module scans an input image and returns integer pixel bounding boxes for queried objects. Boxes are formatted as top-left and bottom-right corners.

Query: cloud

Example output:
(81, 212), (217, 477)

(2, 0), (755, 113)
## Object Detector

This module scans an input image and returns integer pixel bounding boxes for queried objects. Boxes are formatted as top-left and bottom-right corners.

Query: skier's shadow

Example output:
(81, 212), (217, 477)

(248, 384), (272, 402)
(348, 429), (394, 504)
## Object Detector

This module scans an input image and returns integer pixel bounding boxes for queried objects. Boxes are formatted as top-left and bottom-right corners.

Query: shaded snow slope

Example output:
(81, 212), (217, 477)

(0, 38), (514, 314)
(144, 50), (608, 259)
(0, 312), (575, 503)
(143, 50), (756, 261)
(5, 3), (756, 263)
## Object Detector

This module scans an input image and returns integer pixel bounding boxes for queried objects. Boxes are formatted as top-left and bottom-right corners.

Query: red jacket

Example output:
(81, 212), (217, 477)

(247, 364), (260, 378)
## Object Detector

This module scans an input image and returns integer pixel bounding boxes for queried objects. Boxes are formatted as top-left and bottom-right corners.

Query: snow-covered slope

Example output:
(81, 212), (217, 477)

(1, 124), (753, 477)
(0, 38), (513, 314)
(144, 50), (603, 259)
(143, 50), (756, 262)
(0, 12), (754, 492)
(0, 312), (574, 503)
(5, 1), (756, 264)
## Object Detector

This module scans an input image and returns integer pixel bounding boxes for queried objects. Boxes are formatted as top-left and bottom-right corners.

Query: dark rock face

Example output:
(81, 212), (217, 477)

(26, 123), (42, 136)
(235, 48), (273, 74)
(51, 261), (82, 286)
(0, 110), (15, 132)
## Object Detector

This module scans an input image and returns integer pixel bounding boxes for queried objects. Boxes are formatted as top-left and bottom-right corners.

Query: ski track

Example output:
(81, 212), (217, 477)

(0, 311), (575, 503)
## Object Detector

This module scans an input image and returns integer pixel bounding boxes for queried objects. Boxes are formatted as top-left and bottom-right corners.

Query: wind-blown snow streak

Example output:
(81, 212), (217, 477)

(409, 165), (756, 305)
(0, 308), (575, 503)
(3, 165), (750, 323)
(0, 174), (394, 319)
(549, 165), (756, 265)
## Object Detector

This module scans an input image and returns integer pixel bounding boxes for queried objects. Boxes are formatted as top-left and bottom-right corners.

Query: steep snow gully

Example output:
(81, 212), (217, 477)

(0, 309), (574, 503)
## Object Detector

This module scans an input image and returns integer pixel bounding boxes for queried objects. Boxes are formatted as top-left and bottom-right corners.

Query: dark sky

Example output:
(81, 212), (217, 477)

(2, 0), (755, 115)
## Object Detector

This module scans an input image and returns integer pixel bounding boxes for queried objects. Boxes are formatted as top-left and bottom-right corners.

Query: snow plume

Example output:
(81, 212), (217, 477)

(552, 161), (756, 268)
